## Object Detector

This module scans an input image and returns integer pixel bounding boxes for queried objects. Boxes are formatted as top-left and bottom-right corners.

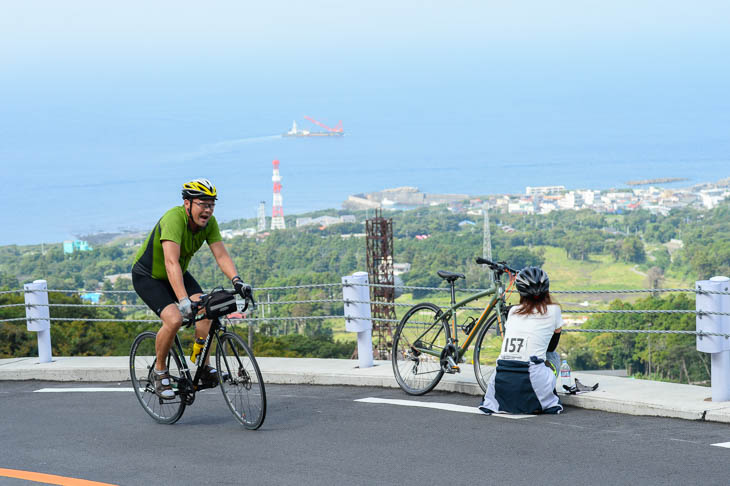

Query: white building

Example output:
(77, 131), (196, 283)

(508, 199), (536, 214)
(296, 215), (357, 228)
(699, 189), (730, 209)
(538, 202), (558, 214)
(221, 228), (256, 239)
(576, 189), (598, 206)
(526, 185), (565, 196)
(557, 191), (584, 210)
(393, 263), (412, 275)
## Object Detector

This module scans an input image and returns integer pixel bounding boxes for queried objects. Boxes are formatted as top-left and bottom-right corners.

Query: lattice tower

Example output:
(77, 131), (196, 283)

(257, 201), (267, 232)
(366, 208), (395, 359)
(271, 160), (286, 230)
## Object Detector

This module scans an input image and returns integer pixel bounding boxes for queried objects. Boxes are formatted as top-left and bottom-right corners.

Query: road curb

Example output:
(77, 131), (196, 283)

(2, 357), (730, 424)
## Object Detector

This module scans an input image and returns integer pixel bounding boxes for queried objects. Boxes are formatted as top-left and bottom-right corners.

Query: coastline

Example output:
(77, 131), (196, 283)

(4, 175), (729, 248)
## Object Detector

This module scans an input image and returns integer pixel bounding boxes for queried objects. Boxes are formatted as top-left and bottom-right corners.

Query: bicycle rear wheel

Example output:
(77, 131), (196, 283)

(216, 332), (266, 430)
(391, 302), (448, 395)
(129, 331), (186, 424)
(473, 312), (501, 393)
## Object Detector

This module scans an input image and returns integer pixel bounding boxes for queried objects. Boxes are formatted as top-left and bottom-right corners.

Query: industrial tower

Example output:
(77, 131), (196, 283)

(366, 208), (395, 359)
(271, 160), (286, 230)
(257, 201), (266, 232)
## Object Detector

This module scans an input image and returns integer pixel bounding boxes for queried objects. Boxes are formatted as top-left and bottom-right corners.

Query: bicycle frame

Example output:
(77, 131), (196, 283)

(450, 285), (506, 360)
(170, 316), (225, 398)
(412, 274), (514, 362)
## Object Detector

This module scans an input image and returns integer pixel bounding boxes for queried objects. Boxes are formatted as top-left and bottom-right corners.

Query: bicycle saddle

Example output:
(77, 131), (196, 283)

(437, 270), (465, 283)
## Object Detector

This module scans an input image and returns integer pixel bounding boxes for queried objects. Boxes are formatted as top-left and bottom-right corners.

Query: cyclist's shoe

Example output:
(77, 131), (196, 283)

(152, 369), (175, 400)
(201, 365), (227, 385)
(478, 405), (494, 415)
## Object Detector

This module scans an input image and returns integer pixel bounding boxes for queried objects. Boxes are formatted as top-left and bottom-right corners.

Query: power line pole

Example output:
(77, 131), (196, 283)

(483, 203), (493, 283)
(257, 201), (267, 232)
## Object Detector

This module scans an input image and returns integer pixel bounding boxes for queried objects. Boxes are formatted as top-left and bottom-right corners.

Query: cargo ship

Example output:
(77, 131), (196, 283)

(283, 117), (344, 137)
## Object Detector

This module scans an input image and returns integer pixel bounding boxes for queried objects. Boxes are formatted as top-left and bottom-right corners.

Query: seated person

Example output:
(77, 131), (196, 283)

(480, 266), (563, 415)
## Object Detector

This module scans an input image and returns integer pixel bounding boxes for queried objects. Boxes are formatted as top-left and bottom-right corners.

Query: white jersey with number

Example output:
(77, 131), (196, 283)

(499, 304), (563, 362)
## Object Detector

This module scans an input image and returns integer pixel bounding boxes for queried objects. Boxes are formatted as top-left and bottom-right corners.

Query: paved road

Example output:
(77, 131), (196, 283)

(1, 382), (730, 485)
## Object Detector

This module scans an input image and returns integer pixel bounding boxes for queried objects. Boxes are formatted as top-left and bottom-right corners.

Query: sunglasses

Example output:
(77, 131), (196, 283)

(193, 201), (215, 210)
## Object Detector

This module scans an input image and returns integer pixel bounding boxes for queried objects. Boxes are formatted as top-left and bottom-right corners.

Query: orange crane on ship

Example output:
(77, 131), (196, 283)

(304, 116), (344, 133)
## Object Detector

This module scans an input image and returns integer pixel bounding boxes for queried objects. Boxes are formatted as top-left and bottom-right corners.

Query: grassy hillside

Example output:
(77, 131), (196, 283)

(538, 245), (690, 291)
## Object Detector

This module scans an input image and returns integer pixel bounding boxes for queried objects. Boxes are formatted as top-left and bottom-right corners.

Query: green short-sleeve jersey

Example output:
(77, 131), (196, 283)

(132, 205), (223, 280)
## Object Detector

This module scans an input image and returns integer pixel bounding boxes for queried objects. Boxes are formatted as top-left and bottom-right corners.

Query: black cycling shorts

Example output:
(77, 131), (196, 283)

(132, 271), (203, 316)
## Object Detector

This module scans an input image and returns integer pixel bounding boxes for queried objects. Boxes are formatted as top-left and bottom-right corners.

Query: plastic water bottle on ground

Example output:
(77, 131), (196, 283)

(560, 360), (572, 388)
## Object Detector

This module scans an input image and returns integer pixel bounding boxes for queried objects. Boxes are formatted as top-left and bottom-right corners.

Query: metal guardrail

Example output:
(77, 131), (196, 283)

(6, 278), (730, 399)
(2, 281), (728, 337)
(3, 300), (727, 315)
(1, 283), (729, 295)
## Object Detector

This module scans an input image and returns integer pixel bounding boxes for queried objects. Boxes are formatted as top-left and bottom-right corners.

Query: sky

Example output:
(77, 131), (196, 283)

(3, 2), (730, 75)
(2, 1), (727, 151)
(2, 1), (730, 245)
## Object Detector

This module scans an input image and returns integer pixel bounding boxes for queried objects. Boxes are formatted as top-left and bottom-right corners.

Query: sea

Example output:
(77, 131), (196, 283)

(3, 64), (730, 246)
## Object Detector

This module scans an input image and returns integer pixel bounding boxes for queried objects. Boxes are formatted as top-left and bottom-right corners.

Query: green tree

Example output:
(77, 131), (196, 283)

(620, 237), (646, 263)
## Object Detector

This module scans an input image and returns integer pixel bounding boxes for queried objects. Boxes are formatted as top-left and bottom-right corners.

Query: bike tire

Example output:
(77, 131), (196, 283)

(216, 332), (267, 430)
(391, 302), (449, 395)
(472, 311), (504, 393)
(129, 331), (186, 424)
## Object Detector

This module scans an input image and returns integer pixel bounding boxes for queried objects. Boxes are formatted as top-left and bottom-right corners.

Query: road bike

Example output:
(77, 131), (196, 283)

(130, 288), (266, 429)
(392, 257), (517, 395)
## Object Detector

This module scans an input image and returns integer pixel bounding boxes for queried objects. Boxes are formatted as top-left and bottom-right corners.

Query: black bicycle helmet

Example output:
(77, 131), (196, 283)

(182, 178), (217, 200)
(515, 266), (550, 297)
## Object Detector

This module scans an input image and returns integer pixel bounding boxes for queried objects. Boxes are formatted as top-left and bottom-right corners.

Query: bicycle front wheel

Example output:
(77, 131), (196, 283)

(391, 302), (449, 395)
(129, 331), (186, 424)
(216, 332), (266, 430)
(473, 312), (501, 393)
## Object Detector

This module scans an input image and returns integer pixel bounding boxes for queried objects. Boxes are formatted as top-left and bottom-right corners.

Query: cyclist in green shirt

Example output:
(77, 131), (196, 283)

(132, 178), (251, 399)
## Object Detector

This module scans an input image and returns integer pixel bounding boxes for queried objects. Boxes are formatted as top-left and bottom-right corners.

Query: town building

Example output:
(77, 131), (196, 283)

(63, 240), (93, 254)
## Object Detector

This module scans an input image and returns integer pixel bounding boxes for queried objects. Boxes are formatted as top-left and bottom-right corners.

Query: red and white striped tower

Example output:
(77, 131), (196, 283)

(271, 159), (286, 230)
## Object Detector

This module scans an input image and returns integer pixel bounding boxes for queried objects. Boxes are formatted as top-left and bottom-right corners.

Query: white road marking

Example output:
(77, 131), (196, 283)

(355, 397), (535, 419)
(34, 388), (135, 393)
(711, 442), (730, 448)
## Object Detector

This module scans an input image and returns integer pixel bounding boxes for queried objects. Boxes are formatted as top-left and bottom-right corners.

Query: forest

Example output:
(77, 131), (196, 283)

(1, 199), (729, 384)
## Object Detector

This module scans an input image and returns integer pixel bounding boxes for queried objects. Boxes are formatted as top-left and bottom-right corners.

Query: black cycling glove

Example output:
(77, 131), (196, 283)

(231, 276), (252, 299)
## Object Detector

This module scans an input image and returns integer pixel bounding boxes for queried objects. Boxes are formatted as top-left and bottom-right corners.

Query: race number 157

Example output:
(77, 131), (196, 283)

(502, 337), (525, 354)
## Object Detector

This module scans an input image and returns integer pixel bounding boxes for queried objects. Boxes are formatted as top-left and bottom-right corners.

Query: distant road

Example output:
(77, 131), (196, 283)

(631, 264), (648, 277)
(2, 382), (730, 485)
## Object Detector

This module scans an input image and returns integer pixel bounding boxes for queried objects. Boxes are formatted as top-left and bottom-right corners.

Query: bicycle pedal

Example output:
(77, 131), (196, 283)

(441, 364), (460, 374)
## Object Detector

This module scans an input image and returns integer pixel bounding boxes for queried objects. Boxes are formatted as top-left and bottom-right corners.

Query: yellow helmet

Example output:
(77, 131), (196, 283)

(182, 178), (217, 200)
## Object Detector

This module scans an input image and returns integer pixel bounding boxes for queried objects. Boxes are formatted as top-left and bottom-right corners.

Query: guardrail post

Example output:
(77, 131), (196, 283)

(696, 276), (730, 401)
(342, 272), (373, 368)
(23, 279), (52, 363)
